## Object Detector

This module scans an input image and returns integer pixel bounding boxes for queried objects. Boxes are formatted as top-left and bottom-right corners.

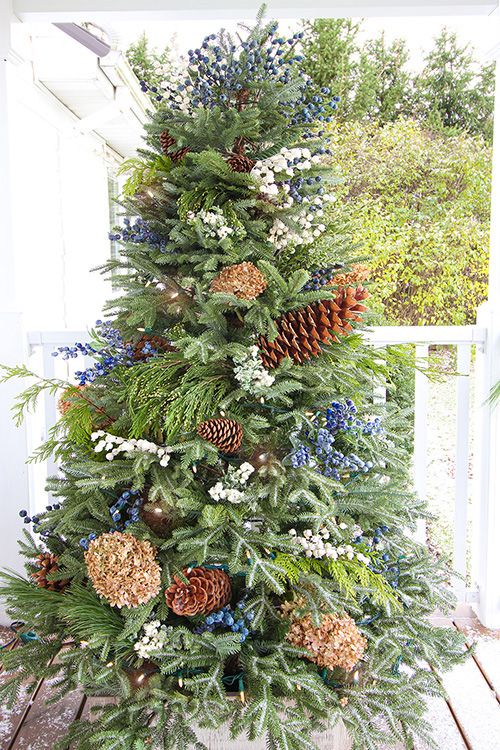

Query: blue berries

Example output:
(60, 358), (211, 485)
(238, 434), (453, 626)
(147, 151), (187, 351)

(194, 600), (255, 642)
(291, 400), (383, 481)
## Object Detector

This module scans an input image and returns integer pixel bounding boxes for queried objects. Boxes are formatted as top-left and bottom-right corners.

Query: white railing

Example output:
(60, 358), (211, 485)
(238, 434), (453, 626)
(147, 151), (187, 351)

(26, 325), (488, 602)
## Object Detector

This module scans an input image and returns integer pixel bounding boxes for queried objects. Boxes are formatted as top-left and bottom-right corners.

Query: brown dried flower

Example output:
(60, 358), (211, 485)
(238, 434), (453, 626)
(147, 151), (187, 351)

(210, 262), (267, 300)
(284, 608), (367, 672)
(85, 531), (161, 609)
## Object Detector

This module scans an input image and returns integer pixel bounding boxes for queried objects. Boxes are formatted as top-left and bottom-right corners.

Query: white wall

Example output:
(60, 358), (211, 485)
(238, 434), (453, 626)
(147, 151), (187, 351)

(8, 40), (117, 333)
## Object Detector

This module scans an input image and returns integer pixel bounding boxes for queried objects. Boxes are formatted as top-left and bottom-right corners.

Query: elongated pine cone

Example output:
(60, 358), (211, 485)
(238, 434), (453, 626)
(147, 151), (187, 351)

(85, 531), (161, 608)
(165, 567), (231, 616)
(285, 610), (367, 672)
(210, 262), (267, 300)
(159, 129), (190, 162)
(197, 418), (243, 454)
(132, 334), (177, 362)
(32, 552), (69, 592)
(258, 285), (369, 369)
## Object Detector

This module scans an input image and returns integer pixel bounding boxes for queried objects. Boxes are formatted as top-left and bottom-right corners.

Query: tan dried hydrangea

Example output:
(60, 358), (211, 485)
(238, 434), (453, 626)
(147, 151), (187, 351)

(332, 263), (371, 287)
(283, 606), (367, 672)
(85, 531), (161, 609)
(210, 262), (267, 300)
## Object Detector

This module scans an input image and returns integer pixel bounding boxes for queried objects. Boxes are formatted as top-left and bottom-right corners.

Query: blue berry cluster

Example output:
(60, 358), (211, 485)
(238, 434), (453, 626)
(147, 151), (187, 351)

(326, 400), (382, 436)
(285, 172), (327, 205)
(302, 266), (339, 291)
(19, 504), (61, 538)
(290, 400), (383, 481)
(78, 489), (142, 549)
(194, 600), (255, 643)
(109, 218), (167, 253)
(52, 320), (134, 386)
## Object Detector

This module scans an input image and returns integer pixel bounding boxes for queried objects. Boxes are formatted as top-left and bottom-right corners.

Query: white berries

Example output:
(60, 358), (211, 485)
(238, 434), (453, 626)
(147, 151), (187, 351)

(187, 207), (238, 241)
(233, 346), (275, 395)
(91, 431), (172, 467)
(208, 463), (256, 504)
(134, 620), (170, 658)
(289, 525), (371, 566)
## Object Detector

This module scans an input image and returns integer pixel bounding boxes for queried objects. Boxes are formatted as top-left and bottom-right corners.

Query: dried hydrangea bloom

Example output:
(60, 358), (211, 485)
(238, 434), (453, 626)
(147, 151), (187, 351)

(85, 531), (161, 608)
(284, 607), (367, 673)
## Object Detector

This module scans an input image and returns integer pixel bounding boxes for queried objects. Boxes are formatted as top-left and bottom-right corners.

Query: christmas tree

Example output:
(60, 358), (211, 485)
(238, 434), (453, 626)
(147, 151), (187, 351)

(0, 12), (466, 750)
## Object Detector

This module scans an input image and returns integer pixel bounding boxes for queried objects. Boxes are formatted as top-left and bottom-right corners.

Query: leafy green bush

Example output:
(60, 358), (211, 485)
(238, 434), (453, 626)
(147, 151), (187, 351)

(328, 119), (492, 325)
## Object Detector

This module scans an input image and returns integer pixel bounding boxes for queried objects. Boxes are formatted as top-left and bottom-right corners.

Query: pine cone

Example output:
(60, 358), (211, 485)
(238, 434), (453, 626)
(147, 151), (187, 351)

(132, 335), (177, 362)
(159, 129), (176, 153)
(210, 262), (267, 300)
(31, 552), (69, 592)
(165, 567), (231, 616)
(159, 130), (190, 162)
(58, 385), (86, 415)
(227, 152), (256, 173)
(197, 418), (243, 454)
(258, 286), (369, 369)
(171, 146), (190, 162)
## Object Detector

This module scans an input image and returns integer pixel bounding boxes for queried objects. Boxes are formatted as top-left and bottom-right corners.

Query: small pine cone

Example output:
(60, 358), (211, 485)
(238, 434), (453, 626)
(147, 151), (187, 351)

(165, 567), (231, 616)
(132, 335), (177, 362)
(210, 262), (267, 300)
(236, 89), (251, 110)
(159, 129), (176, 153)
(31, 552), (69, 593)
(197, 418), (243, 454)
(227, 153), (256, 173)
(58, 385), (86, 416)
(258, 286), (369, 369)
(170, 146), (190, 162)
(332, 264), (371, 287)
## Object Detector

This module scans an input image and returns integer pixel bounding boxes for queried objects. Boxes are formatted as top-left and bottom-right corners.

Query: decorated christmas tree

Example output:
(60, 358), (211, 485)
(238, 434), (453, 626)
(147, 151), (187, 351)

(1, 12), (466, 750)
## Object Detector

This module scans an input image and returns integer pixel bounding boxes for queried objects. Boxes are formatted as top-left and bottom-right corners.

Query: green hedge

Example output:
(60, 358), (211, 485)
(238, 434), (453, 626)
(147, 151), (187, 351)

(328, 119), (492, 325)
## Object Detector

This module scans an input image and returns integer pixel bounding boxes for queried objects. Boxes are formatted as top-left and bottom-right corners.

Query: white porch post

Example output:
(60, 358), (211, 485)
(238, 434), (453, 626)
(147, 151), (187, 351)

(474, 47), (500, 628)
(0, 1), (31, 624)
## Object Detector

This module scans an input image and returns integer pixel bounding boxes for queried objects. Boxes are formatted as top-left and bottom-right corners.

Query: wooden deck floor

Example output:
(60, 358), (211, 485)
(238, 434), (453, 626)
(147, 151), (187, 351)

(1, 608), (500, 750)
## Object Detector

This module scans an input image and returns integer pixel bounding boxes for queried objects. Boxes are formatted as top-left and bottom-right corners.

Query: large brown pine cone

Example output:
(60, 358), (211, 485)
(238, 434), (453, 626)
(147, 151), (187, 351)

(165, 567), (231, 616)
(258, 285), (369, 369)
(31, 552), (69, 592)
(197, 418), (243, 454)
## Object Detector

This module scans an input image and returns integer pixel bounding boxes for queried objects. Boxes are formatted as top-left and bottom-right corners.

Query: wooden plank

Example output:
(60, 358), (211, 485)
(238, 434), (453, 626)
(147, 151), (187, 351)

(455, 619), (500, 704)
(413, 695), (468, 750)
(10, 678), (83, 750)
(441, 656), (500, 750)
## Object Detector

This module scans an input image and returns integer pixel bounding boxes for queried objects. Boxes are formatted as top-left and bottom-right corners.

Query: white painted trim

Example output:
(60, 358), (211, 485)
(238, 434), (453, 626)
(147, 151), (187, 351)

(11, 0), (499, 21)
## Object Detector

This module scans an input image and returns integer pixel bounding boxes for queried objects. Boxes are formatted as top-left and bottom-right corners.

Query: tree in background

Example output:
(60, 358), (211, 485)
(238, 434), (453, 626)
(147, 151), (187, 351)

(352, 34), (413, 123)
(301, 19), (361, 120)
(329, 119), (492, 325)
(414, 29), (495, 143)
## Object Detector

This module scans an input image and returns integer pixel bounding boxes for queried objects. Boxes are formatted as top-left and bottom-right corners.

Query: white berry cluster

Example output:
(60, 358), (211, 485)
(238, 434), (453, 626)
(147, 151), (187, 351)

(289, 526), (371, 565)
(251, 147), (321, 203)
(233, 346), (275, 395)
(269, 193), (333, 250)
(187, 207), (238, 241)
(208, 462), (255, 504)
(134, 620), (171, 658)
(91, 431), (172, 467)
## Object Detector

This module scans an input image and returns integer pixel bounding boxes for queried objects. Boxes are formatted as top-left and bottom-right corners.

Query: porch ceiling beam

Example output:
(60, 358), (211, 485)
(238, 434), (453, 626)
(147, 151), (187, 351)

(12, 0), (499, 22)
